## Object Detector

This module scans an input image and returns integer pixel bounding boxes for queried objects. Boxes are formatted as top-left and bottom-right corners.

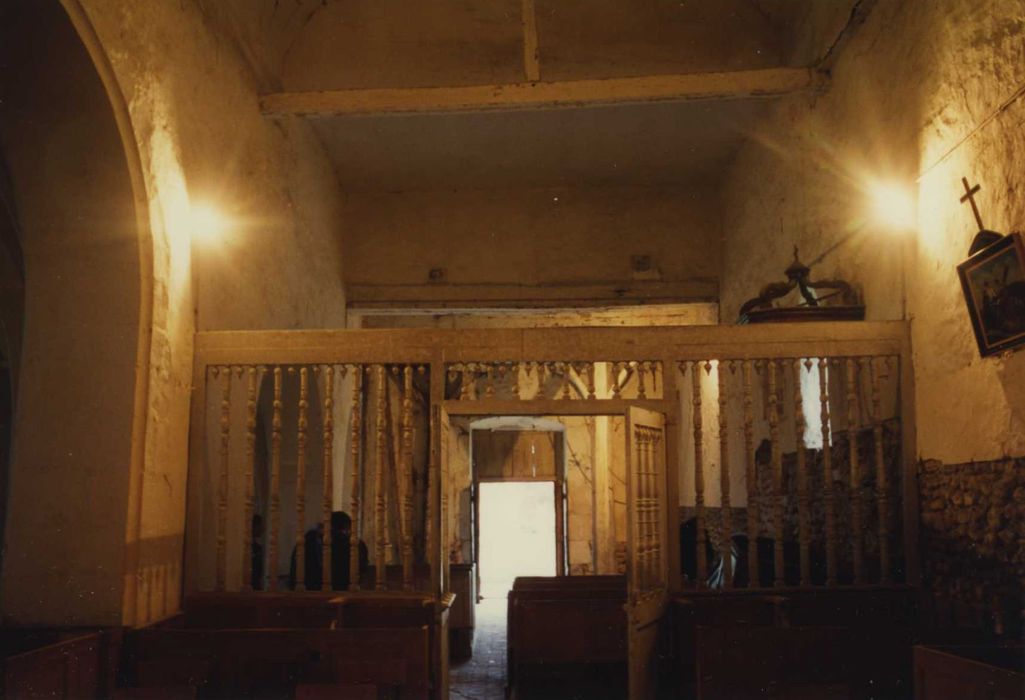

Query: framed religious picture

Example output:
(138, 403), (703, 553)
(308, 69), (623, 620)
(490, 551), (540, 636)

(957, 231), (1025, 357)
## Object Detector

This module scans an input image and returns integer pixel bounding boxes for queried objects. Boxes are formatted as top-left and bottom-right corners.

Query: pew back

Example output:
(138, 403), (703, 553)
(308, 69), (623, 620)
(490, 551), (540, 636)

(125, 627), (430, 699)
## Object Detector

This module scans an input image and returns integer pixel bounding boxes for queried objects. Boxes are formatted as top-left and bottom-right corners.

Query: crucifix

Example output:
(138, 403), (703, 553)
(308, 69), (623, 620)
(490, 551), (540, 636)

(960, 177), (984, 230)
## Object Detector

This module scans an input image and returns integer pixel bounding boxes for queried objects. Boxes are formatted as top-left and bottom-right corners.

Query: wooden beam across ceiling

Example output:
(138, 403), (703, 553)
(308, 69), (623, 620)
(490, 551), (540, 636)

(260, 67), (823, 118)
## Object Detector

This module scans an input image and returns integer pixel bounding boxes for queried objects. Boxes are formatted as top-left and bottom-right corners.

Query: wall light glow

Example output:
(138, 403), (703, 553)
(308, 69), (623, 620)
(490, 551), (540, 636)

(185, 202), (232, 245)
(868, 180), (916, 232)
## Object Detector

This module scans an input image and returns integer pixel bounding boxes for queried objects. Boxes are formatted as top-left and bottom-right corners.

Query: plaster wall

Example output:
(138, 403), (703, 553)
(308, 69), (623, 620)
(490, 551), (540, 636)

(719, 0), (1025, 464)
(344, 186), (721, 307)
(0, 2), (139, 625)
(20, 0), (350, 624)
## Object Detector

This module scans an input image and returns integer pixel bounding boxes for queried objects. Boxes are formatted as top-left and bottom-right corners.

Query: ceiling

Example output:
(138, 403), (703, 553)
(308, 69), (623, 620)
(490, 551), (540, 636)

(199, 0), (864, 192)
(312, 97), (770, 191)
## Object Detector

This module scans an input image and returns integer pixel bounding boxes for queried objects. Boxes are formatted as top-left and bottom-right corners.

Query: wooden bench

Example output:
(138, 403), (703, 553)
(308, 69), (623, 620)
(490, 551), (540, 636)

(777, 585), (918, 628)
(673, 586), (918, 699)
(0, 628), (120, 699)
(914, 644), (1024, 700)
(123, 626), (430, 699)
(672, 591), (786, 692)
(449, 563), (475, 661)
(695, 625), (855, 699)
(511, 574), (625, 591)
(182, 592), (345, 629)
(507, 576), (628, 699)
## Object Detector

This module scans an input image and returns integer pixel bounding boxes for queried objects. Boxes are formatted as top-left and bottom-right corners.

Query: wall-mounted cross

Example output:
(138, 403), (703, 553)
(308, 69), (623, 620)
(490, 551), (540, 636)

(959, 177), (985, 230)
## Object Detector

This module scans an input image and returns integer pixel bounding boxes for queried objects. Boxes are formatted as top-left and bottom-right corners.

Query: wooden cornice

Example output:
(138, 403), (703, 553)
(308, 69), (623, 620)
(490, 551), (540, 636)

(260, 68), (824, 118)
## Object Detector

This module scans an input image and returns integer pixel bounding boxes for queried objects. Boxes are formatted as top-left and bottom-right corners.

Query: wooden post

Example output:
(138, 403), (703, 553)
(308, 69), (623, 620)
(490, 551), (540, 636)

(870, 357), (890, 583)
(402, 365), (415, 590)
(846, 358), (865, 584)
(295, 367), (309, 592)
(717, 361), (732, 588)
(742, 360), (759, 588)
(691, 362), (707, 584)
(521, 0), (540, 81)
(819, 358), (837, 586)
(349, 366), (363, 591)
(242, 366), (258, 591)
(321, 365), (335, 591)
(767, 360), (784, 588)
(215, 367), (231, 592)
(794, 360), (811, 587)
(634, 429), (645, 592)
(269, 367), (283, 591)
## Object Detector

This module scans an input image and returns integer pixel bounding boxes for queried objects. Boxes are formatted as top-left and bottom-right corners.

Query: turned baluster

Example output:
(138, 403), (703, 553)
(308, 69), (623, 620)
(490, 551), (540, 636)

(846, 358), (865, 584)
(717, 360), (732, 588)
(794, 359), (811, 587)
(215, 367), (231, 592)
(402, 365), (415, 590)
(294, 367), (309, 591)
(741, 360), (759, 587)
(321, 366), (335, 590)
(691, 362), (707, 584)
(869, 357), (890, 583)
(374, 365), (387, 590)
(767, 360), (784, 588)
(349, 366), (363, 591)
(242, 366), (258, 591)
(268, 367), (283, 591)
(819, 358), (838, 586)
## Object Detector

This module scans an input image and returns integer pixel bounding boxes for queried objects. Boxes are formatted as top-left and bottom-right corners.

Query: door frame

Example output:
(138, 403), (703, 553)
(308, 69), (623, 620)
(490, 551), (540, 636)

(470, 427), (568, 592)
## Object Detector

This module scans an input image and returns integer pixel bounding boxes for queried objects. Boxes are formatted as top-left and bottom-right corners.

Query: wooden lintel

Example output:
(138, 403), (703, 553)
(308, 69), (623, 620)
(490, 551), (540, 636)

(260, 68), (822, 118)
(443, 399), (669, 417)
(346, 280), (719, 308)
(192, 321), (907, 367)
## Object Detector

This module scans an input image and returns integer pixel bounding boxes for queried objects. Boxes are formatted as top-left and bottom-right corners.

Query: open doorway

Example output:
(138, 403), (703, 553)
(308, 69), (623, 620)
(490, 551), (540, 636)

(478, 481), (557, 598)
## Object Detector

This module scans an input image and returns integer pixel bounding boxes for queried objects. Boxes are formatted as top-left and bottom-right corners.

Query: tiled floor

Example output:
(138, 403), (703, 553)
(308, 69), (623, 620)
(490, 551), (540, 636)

(450, 598), (507, 700)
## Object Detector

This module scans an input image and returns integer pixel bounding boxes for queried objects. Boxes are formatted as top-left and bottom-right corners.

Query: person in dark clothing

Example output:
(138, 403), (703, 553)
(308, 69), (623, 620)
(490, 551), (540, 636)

(328, 511), (369, 590)
(289, 511), (368, 591)
(251, 514), (265, 590)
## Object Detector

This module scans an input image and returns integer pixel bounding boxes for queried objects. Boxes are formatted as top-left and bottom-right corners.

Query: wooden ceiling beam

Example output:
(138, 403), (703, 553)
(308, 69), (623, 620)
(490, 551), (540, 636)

(260, 68), (823, 118)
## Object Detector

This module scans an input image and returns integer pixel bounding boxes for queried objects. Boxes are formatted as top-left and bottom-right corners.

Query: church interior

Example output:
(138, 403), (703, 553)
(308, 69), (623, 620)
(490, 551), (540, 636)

(0, 0), (1023, 698)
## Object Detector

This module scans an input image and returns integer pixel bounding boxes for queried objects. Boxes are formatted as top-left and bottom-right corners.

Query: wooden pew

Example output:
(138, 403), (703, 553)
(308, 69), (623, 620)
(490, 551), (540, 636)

(507, 576), (628, 699)
(182, 592), (344, 629)
(695, 625), (855, 699)
(0, 628), (119, 699)
(124, 626), (430, 699)
(778, 586), (917, 696)
(673, 586), (918, 699)
(511, 575), (625, 591)
(913, 644), (1023, 700)
(449, 563), (475, 661)
(672, 591), (785, 694)
(776, 585), (918, 628)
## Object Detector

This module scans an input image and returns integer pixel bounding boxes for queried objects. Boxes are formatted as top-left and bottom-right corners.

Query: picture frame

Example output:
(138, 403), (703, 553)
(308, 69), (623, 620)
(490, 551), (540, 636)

(957, 231), (1025, 357)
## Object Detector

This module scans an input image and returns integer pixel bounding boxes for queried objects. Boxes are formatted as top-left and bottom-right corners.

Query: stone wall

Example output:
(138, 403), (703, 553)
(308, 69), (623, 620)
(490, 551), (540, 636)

(719, 0), (1025, 464)
(682, 421), (904, 582)
(920, 457), (1025, 637)
(715, 0), (1025, 634)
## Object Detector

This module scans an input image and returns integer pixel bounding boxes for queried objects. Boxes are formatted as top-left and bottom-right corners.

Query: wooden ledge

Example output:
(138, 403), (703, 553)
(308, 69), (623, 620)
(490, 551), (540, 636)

(261, 68), (823, 117)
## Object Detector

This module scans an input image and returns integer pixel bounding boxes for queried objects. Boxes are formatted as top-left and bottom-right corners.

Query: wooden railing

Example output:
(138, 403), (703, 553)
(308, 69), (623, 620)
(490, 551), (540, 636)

(185, 321), (917, 597)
